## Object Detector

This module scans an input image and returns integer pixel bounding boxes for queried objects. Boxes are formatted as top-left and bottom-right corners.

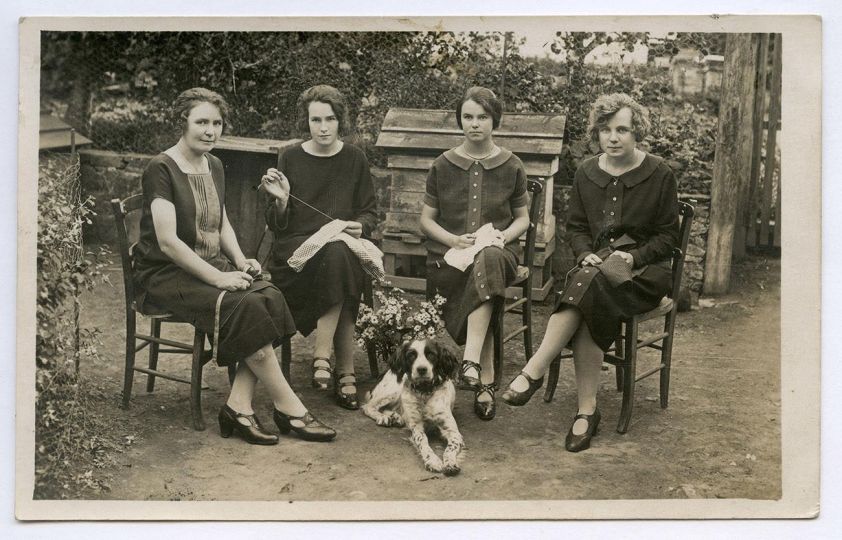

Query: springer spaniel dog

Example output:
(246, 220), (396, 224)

(363, 339), (464, 476)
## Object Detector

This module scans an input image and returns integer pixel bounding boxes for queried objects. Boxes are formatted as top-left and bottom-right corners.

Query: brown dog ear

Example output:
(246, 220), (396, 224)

(389, 341), (410, 383)
(436, 342), (459, 381)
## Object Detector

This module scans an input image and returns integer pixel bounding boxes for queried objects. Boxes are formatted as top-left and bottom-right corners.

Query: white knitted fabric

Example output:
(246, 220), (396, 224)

(287, 219), (386, 282)
(443, 222), (505, 271)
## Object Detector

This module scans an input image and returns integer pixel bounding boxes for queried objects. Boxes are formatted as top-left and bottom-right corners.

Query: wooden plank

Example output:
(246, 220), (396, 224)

(391, 169), (429, 192)
(381, 107), (566, 137)
(215, 135), (302, 154)
(39, 130), (93, 150)
(760, 35), (782, 247)
(390, 190), (426, 213)
(385, 212), (423, 236)
(376, 131), (563, 156)
(381, 238), (427, 257)
(704, 33), (758, 294)
(745, 33), (770, 249)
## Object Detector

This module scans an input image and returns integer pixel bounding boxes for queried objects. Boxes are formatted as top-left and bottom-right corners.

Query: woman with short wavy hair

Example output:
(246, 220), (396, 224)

(501, 93), (679, 452)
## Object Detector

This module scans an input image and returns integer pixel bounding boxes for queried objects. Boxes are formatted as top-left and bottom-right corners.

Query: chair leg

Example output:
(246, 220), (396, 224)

(614, 337), (624, 391)
(492, 299), (504, 388)
(121, 310), (137, 410)
(543, 355), (561, 402)
(617, 322), (638, 434)
(190, 330), (206, 431)
(281, 336), (292, 382)
(660, 311), (677, 409)
(522, 286), (533, 359)
(146, 318), (162, 393)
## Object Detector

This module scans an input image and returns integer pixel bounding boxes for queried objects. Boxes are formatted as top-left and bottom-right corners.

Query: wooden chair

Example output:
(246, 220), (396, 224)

(543, 201), (695, 433)
(111, 195), (235, 431)
(490, 178), (544, 387)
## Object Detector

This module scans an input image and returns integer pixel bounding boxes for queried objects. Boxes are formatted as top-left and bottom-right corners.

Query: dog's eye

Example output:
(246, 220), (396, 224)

(406, 350), (417, 361)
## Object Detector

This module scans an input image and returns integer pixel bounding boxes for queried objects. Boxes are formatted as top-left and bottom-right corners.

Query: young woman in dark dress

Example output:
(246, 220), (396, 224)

(500, 93), (679, 452)
(134, 87), (335, 445)
(419, 86), (530, 420)
(261, 85), (377, 410)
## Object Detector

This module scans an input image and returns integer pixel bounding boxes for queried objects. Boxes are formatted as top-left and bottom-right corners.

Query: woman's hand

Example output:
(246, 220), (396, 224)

(612, 250), (634, 266)
(451, 233), (476, 249)
(491, 229), (506, 248)
(261, 168), (290, 203)
(239, 258), (262, 277)
(215, 270), (254, 292)
(581, 253), (603, 266)
(343, 221), (363, 239)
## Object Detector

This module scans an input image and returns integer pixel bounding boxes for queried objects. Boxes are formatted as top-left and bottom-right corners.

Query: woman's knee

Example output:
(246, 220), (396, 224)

(319, 242), (355, 266)
(475, 246), (507, 267)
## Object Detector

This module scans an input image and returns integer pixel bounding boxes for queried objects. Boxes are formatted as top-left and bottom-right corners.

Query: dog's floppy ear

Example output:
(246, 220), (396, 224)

(389, 341), (411, 383)
(434, 342), (459, 382)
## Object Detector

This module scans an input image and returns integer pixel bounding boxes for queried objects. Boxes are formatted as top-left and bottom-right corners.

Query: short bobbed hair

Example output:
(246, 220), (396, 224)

(172, 87), (229, 134)
(296, 84), (351, 137)
(587, 93), (651, 143)
(456, 86), (503, 130)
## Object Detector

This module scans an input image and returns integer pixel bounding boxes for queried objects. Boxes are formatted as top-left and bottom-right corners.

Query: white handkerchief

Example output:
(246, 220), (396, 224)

(443, 223), (503, 271)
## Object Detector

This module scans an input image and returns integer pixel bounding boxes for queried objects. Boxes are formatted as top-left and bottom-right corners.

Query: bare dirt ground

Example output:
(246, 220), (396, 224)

(76, 253), (780, 502)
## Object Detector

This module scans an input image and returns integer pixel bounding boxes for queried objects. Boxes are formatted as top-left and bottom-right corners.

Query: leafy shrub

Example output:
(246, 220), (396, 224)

(36, 152), (114, 498)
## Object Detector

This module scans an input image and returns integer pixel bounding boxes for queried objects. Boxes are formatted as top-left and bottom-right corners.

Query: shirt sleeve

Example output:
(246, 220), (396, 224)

(566, 173), (595, 264)
(141, 158), (174, 206)
(627, 167), (680, 268)
(423, 163), (439, 208)
(509, 161), (529, 209)
(351, 152), (379, 238)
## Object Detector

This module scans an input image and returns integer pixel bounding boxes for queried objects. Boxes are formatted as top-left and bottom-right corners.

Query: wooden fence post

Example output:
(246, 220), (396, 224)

(761, 35), (783, 248)
(704, 33), (758, 294)
(746, 33), (771, 249)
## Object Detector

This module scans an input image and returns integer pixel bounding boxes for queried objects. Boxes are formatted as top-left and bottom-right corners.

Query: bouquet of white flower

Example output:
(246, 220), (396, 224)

(355, 287), (447, 365)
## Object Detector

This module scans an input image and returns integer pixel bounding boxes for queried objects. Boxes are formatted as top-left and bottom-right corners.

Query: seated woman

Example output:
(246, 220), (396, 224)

(500, 93), (679, 452)
(261, 85), (377, 410)
(420, 86), (530, 420)
(134, 87), (335, 445)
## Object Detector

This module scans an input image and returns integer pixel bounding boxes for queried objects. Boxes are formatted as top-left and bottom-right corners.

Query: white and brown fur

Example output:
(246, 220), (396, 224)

(363, 339), (464, 476)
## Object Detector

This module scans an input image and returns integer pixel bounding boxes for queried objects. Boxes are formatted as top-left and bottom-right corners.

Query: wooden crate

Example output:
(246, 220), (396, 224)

(375, 108), (565, 301)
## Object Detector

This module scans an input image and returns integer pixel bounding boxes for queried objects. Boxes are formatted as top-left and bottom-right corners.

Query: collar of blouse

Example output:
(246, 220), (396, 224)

(583, 152), (663, 188)
(443, 147), (513, 171)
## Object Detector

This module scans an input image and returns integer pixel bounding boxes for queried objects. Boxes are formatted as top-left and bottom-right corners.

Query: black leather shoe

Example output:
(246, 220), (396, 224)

(501, 371), (544, 406)
(334, 372), (359, 410)
(474, 383), (497, 421)
(459, 360), (482, 390)
(218, 405), (279, 445)
(273, 409), (337, 442)
(565, 408), (601, 452)
(311, 357), (332, 390)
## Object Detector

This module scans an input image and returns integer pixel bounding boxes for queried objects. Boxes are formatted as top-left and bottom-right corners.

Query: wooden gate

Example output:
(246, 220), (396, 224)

(745, 33), (783, 250)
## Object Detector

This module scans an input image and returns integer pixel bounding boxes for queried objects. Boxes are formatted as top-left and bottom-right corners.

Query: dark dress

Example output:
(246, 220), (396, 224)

(265, 143), (378, 336)
(555, 153), (679, 351)
(423, 148), (529, 346)
(134, 153), (296, 366)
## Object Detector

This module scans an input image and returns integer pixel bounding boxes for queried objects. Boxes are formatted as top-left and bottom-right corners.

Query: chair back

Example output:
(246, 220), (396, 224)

(521, 178), (545, 270)
(110, 194), (145, 310)
(667, 201), (695, 299)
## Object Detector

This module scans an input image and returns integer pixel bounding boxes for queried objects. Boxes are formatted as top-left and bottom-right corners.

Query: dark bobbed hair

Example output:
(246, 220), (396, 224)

(455, 86), (503, 130)
(172, 87), (230, 134)
(587, 92), (651, 143)
(296, 84), (351, 137)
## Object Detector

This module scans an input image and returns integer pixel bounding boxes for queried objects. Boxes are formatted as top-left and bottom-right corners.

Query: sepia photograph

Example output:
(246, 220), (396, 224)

(10, 4), (830, 532)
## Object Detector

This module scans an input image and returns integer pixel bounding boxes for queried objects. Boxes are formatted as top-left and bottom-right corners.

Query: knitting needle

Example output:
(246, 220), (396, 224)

(255, 183), (335, 221)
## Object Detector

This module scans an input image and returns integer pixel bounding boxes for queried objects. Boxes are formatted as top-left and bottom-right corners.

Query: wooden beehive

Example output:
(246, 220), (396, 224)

(375, 108), (565, 300)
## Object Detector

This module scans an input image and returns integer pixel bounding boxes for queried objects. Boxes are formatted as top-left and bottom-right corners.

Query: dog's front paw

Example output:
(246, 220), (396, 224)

(388, 412), (405, 427)
(375, 416), (392, 427)
(424, 457), (444, 473)
(442, 463), (461, 476)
